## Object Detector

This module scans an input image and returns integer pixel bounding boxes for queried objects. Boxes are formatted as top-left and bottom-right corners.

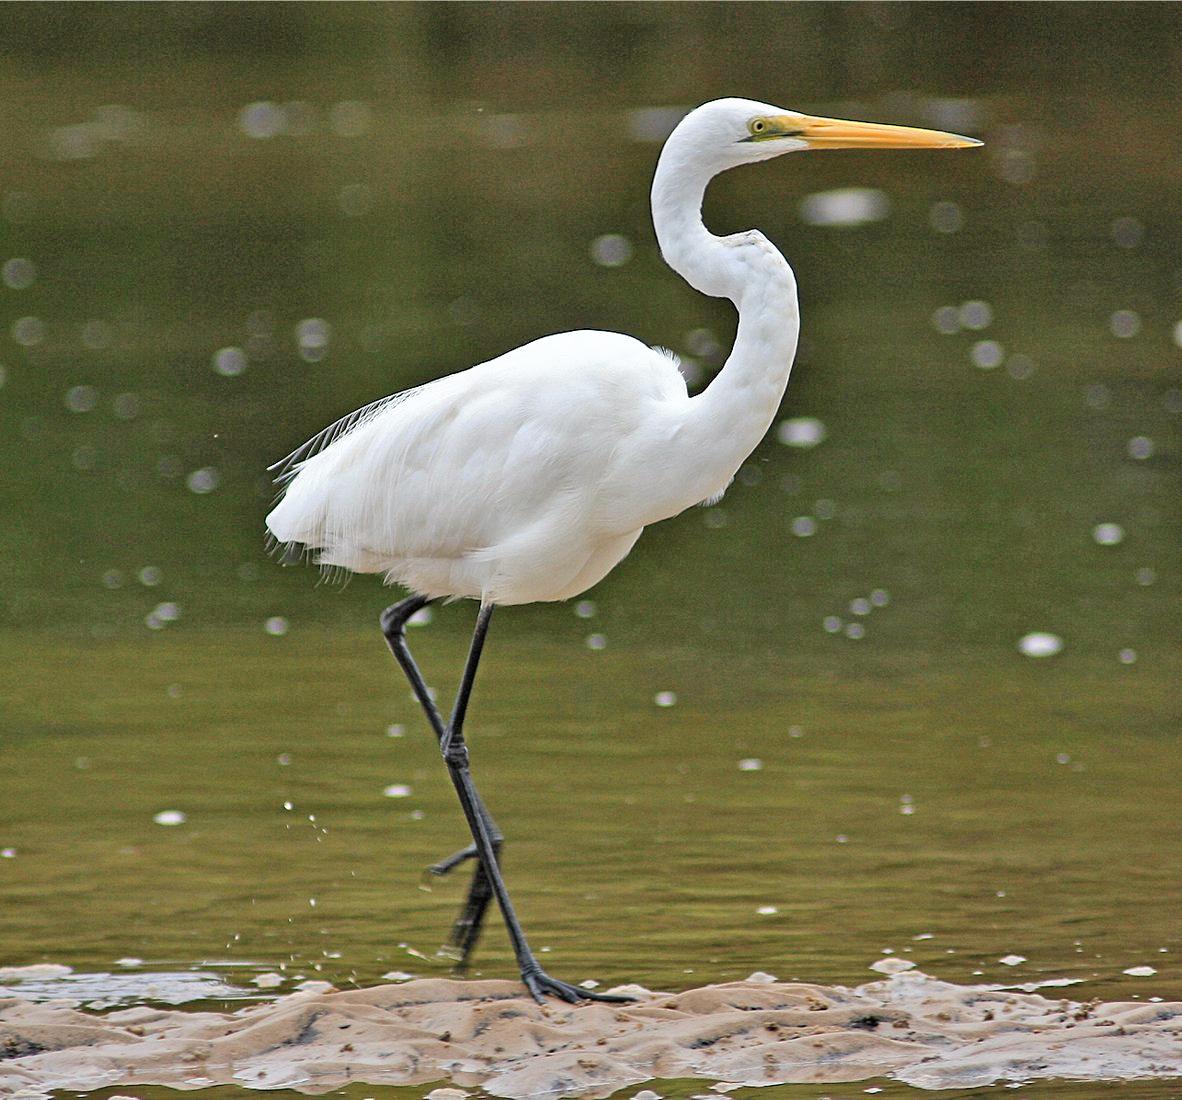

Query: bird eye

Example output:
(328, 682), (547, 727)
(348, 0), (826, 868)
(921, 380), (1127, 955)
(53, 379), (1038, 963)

(749, 119), (768, 135)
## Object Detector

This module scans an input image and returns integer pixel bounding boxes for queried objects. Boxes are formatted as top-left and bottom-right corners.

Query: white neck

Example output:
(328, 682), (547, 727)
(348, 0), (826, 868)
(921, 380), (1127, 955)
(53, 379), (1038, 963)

(648, 133), (800, 510)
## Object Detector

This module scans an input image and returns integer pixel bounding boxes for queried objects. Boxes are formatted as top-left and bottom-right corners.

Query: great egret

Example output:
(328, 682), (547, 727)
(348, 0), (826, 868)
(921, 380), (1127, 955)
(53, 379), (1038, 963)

(267, 97), (979, 1003)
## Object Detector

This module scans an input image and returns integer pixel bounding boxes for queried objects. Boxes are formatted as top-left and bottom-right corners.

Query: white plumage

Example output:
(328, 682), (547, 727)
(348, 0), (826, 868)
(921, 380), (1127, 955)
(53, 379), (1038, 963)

(267, 98), (979, 608)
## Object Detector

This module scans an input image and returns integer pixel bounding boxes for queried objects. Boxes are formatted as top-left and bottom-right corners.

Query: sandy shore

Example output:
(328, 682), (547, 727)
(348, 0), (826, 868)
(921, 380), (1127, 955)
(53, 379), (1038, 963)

(2, 970), (1180, 1097)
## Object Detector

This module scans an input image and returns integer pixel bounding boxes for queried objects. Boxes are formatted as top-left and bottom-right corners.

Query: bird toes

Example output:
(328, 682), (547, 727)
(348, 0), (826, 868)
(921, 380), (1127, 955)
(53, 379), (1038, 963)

(520, 967), (634, 1005)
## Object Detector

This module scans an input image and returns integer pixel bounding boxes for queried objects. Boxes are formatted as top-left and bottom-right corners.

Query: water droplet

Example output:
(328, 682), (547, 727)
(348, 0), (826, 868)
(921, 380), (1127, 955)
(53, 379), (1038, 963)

(1092, 522), (1125, 546)
(799, 187), (889, 227)
(756, 905), (778, 915)
(153, 810), (186, 826)
(845, 622), (865, 640)
(931, 305), (960, 334)
(386, 724), (405, 738)
(823, 615), (843, 633)
(738, 758), (763, 771)
(1018, 632), (1062, 658)
(1127, 435), (1154, 460)
(264, 616), (288, 636)
(776, 417), (826, 448)
(654, 691), (677, 707)
(2, 257), (36, 289)
(585, 633), (607, 650)
(1135, 567), (1156, 586)
(186, 467), (219, 494)
(1119, 648), (1137, 665)
(971, 339), (1004, 369)
(959, 300), (993, 330)
(1110, 309), (1141, 338)
(1123, 965), (1157, 977)
(849, 597), (871, 616)
(574, 600), (596, 619)
(383, 784), (413, 798)
(212, 347), (247, 377)
(64, 384), (98, 412)
(138, 566), (162, 587)
(239, 101), (284, 139)
(589, 233), (632, 267)
(1056, 752), (1071, 765)
(101, 569), (123, 589)
(791, 516), (817, 538)
(998, 954), (1026, 967)
(1, 848), (16, 858)
(870, 589), (890, 607)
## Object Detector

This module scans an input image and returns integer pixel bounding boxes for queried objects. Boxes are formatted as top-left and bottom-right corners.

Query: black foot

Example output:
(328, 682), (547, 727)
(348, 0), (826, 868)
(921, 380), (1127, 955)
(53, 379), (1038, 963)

(521, 966), (635, 1005)
(427, 843), (479, 877)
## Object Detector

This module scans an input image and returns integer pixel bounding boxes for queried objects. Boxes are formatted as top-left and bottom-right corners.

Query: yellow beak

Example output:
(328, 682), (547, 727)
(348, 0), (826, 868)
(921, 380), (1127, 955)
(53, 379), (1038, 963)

(777, 113), (982, 150)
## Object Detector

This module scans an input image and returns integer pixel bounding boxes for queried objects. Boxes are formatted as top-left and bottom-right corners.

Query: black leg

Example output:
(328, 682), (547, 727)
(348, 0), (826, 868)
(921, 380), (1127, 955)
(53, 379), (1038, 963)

(381, 596), (501, 965)
(435, 603), (632, 1005)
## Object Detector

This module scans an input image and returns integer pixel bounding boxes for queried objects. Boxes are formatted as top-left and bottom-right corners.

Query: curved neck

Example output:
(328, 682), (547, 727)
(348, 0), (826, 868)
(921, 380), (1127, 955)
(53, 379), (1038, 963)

(647, 137), (801, 510)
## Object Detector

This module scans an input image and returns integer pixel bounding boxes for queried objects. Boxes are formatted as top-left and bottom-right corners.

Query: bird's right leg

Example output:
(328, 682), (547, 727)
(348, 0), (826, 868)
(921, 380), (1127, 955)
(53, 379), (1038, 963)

(380, 594), (501, 965)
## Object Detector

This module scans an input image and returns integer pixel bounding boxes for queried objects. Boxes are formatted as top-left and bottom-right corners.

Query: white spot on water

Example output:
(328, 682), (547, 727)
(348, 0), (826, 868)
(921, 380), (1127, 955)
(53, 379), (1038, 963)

(153, 810), (186, 826)
(383, 784), (412, 798)
(1119, 648), (1137, 665)
(1018, 632), (1062, 658)
(138, 566), (162, 587)
(1092, 522), (1124, 546)
(845, 622), (866, 640)
(799, 187), (889, 228)
(971, 339), (1004, 369)
(776, 416), (826, 447)
(407, 606), (433, 627)
(590, 233), (632, 267)
(823, 616), (842, 633)
(999, 954), (1027, 966)
(264, 616), (288, 636)
(212, 347), (247, 377)
(187, 467), (219, 494)
(738, 758), (763, 772)
(756, 905), (778, 915)
(1110, 310), (1141, 338)
(932, 305), (960, 334)
(1127, 435), (1154, 460)
(959, 300), (993, 330)
(239, 101), (284, 139)
(11, 316), (44, 346)
(65, 384), (99, 412)
(654, 691), (677, 707)
(1123, 965), (1157, 977)
(586, 633), (607, 650)
(791, 516), (817, 538)
(2, 258), (36, 289)
(574, 600), (597, 619)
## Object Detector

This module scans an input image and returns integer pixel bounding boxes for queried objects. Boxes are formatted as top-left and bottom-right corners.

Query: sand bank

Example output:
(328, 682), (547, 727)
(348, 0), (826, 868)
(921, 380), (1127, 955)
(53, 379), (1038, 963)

(2, 970), (1180, 1097)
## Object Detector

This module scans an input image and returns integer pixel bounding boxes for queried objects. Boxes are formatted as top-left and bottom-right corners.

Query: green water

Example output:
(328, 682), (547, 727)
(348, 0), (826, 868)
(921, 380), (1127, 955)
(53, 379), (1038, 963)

(1, 5), (1180, 1096)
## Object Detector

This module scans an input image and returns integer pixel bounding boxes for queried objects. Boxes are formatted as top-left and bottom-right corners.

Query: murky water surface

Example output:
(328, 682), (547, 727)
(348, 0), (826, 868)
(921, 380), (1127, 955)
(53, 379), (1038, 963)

(1, 6), (1179, 1096)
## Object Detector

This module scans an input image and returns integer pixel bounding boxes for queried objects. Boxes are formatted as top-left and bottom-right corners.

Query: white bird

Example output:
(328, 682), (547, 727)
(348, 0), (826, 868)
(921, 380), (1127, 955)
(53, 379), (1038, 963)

(267, 97), (979, 1003)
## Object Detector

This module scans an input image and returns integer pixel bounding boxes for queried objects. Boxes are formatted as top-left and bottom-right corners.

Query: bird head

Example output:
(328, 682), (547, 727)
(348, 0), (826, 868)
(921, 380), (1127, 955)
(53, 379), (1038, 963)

(675, 97), (981, 170)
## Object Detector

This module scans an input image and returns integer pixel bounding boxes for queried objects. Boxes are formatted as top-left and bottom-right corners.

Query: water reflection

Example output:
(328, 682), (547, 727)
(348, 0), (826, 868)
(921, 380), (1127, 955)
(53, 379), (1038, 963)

(0, 2), (1179, 1025)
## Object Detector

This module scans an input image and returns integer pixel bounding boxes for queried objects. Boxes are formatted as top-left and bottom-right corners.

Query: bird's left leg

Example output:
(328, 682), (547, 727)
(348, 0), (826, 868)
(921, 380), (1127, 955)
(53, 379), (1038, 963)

(380, 595), (501, 965)
(439, 603), (632, 1005)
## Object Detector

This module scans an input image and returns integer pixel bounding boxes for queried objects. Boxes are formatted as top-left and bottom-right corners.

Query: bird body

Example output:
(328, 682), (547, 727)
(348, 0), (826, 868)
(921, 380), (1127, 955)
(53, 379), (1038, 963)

(268, 100), (816, 604)
(265, 97), (979, 1003)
